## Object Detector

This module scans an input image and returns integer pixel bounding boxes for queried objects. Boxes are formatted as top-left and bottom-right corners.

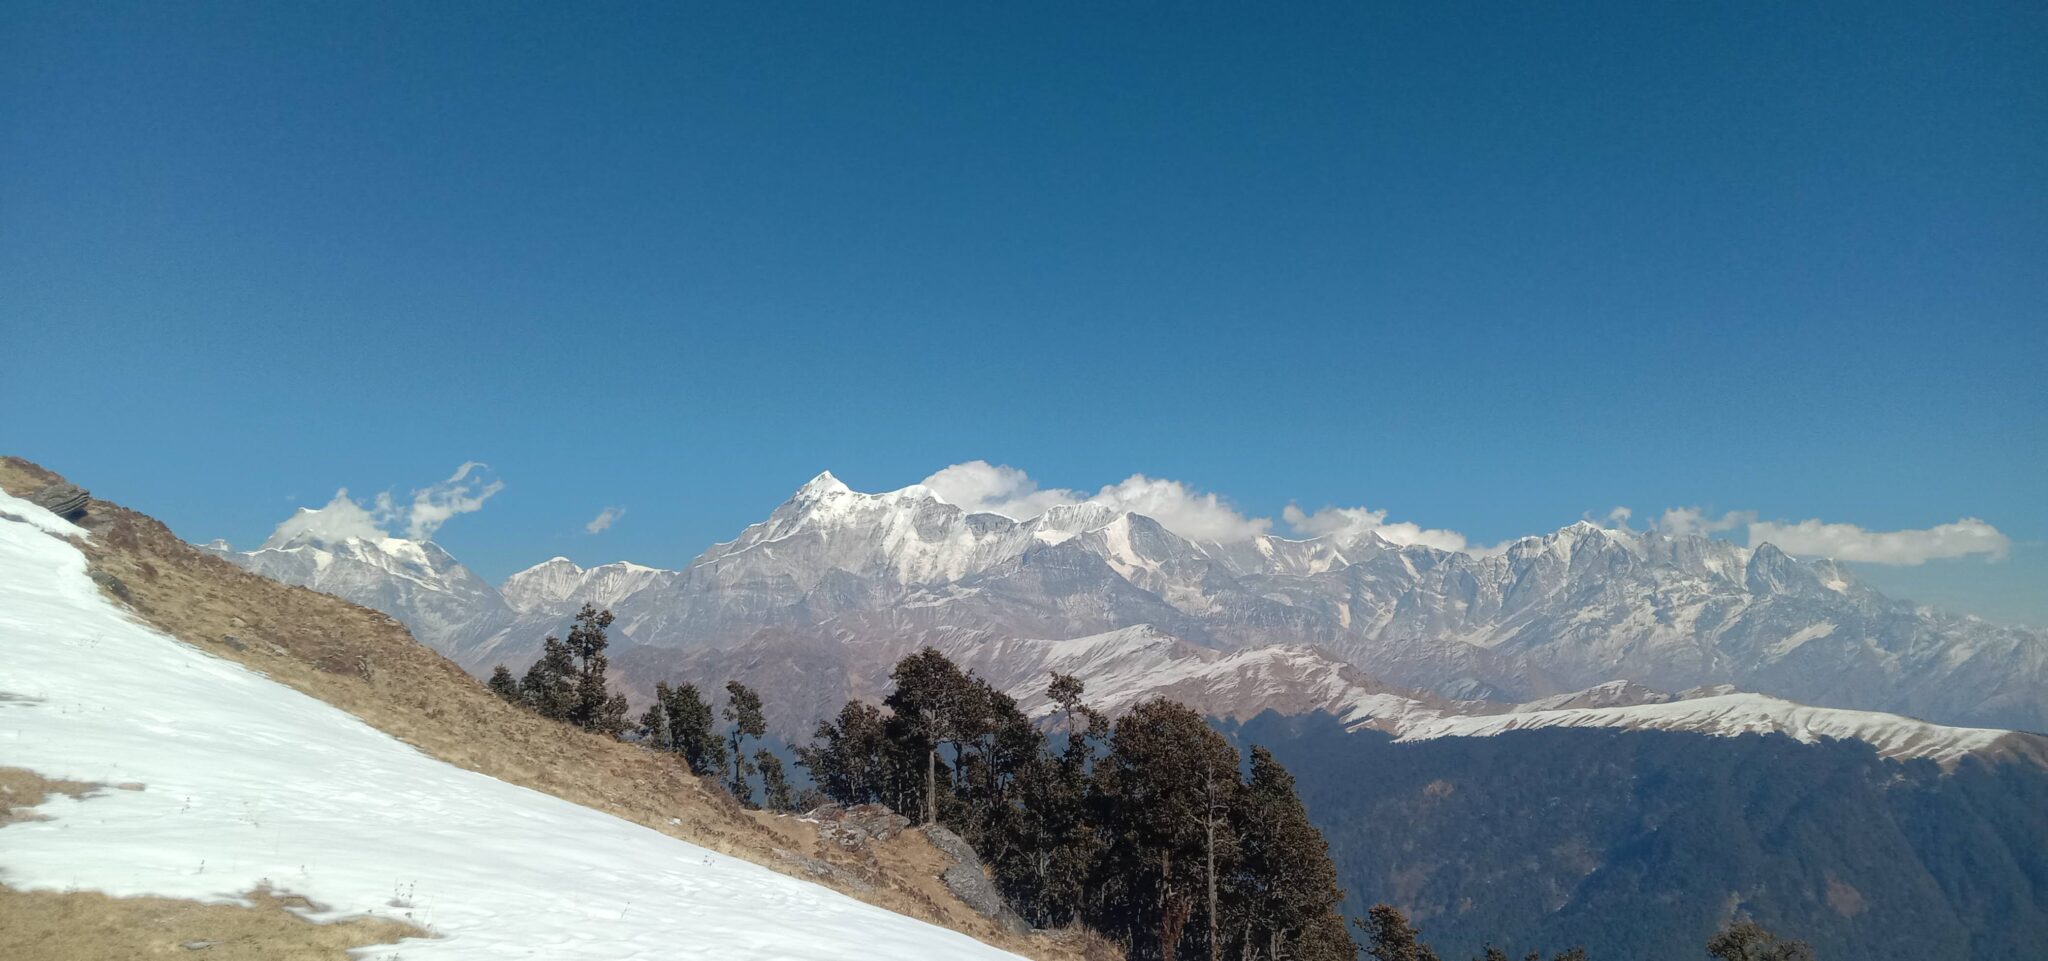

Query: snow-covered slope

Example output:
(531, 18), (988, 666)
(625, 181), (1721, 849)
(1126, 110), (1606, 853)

(1393, 690), (2017, 766)
(940, 625), (1450, 733)
(0, 491), (1023, 961)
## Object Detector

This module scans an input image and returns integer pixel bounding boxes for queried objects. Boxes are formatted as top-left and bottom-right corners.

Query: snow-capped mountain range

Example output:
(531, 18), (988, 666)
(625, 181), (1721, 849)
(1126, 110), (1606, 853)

(207, 471), (2048, 744)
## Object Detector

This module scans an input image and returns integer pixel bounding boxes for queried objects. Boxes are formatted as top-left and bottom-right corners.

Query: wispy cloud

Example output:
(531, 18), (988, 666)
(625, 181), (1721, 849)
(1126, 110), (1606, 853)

(1747, 517), (2009, 565)
(585, 507), (626, 534)
(921, 460), (1484, 546)
(259, 462), (504, 547)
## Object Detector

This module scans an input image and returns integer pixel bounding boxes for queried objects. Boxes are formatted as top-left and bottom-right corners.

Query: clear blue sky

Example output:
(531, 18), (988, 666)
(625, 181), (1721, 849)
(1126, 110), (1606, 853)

(4, 3), (2043, 622)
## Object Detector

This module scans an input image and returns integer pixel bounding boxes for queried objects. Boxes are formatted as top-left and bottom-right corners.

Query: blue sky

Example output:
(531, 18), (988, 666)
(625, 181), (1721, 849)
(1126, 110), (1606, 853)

(4, 3), (2043, 622)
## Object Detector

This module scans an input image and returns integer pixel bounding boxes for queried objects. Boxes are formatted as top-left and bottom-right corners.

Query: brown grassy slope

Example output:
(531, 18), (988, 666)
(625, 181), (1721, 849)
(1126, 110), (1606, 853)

(0, 456), (1094, 961)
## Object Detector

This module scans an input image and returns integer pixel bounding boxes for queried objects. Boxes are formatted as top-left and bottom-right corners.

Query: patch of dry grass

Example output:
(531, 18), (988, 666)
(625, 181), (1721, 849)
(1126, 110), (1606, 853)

(0, 885), (426, 961)
(0, 456), (1086, 960)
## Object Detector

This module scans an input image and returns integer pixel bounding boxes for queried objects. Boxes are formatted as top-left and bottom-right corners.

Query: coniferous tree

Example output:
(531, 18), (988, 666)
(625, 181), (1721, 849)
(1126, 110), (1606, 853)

(519, 634), (578, 721)
(724, 681), (766, 804)
(563, 605), (629, 734)
(755, 748), (795, 812)
(1355, 904), (1441, 961)
(1229, 746), (1355, 961)
(883, 647), (972, 825)
(662, 682), (719, 776)
(1706, 921), (1812, 961)
(1088, 697), (1241, 961)
(638, 682), (675, 750)
(799, 700), (892, 806)
(998, 671), (1107, 928)
(487, 664), (521, 702)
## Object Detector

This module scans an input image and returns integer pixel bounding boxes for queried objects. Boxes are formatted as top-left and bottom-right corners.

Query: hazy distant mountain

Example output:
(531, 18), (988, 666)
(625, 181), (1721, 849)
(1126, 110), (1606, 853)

(212, 470), (2048, 735)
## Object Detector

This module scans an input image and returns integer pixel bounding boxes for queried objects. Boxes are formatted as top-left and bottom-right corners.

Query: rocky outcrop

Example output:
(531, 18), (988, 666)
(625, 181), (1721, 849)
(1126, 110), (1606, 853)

(27, 483), (88, 520)
(923, 825), (1030, 935)
(799, 803), (912, 848)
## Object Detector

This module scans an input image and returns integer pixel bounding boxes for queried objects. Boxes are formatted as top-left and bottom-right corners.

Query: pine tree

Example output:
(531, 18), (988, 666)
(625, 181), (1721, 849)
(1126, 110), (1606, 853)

(755, 748), (795, 812)
(724, 681), (766, 804)
(487, 664), (521, 702)
(883, 647), (972, 825)
(563, 605), (629, 735)
(798, 699), (891, 806)
(1087, 697), (1241, 961)
(662, 682), (719, 776)
(519, 634), (578, 721)
(1354, 904), (1440, 961)
(1706, 921), (1812, 961)
(639, 682), (675, 750)
(1230, 746), (1356, 961)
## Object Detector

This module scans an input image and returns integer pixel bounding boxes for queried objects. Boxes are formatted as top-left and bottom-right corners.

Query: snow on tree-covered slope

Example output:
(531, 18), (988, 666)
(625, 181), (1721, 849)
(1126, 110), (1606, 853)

(0, 492), (1024, 961)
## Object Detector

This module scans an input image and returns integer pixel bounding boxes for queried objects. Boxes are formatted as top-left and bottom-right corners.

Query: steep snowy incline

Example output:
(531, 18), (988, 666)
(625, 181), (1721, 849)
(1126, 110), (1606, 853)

(0, 491), (1024, 961)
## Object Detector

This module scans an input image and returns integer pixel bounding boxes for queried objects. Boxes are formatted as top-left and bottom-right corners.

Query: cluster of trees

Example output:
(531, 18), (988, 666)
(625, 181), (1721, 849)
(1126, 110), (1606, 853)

(490, 606), (801, 812)
(488, 604), (628, 733)
(799, 647), (1353, 961)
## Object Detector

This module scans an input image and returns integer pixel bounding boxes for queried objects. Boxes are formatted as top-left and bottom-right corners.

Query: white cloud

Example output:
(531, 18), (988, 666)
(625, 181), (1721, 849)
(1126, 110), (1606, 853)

(260, 488), (392, 549)
(1092, 474), (1271, 542)
(258, 463), (503, 548)
(1747, 517), (2010, 566)
(920, 461), (1082, 519)
(919, 462), (1268, 542)
(1653, 506), (1756, 535)
(585, 507), (626, 535)
(921, 463), (2013, 567)
(405, 461), (505, 539)
(1281, 503), (1473, 553)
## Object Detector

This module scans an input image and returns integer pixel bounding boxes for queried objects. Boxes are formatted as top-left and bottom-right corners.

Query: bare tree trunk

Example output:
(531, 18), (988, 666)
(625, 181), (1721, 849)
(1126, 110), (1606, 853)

(925, 745), (938, 825)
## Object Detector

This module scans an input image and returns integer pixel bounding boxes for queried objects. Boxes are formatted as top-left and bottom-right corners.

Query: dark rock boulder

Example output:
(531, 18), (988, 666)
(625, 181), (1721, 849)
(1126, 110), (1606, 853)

(27, 482), (88, 520)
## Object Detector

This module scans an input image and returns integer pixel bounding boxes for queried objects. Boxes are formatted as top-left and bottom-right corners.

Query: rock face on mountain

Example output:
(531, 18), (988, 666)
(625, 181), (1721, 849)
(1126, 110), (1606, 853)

(211, 472), (2048, 735)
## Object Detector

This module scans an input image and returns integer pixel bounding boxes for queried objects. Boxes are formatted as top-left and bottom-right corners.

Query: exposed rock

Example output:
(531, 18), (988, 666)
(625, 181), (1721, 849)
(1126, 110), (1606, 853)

(771, 847), (873, 893)
(89, 570), (133, 605)
(922, 824), (1031, 934)
(799, 803), (911, 848)
(27, 483), (88, 520)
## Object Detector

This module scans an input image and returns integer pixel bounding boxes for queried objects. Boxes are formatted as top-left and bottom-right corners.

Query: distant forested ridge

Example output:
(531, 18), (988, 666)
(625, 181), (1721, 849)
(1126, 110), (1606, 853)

(1230, 713), (2048, 961)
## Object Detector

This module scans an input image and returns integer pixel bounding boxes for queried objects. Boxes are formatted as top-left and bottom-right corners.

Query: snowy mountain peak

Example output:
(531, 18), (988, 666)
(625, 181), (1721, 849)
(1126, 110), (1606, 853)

(501, 556), (676, 614)
(795, 470), (853, 498)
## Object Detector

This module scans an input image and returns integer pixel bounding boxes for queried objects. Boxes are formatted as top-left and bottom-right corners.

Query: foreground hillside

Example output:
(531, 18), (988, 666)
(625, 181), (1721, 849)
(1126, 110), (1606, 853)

(1236, 712), (2048, 961)
(0, 459), (1076, 960)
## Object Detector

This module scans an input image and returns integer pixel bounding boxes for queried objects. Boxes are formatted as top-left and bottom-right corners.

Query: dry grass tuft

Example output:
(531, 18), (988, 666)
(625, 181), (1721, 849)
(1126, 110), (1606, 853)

(0, 456), (1082, 960)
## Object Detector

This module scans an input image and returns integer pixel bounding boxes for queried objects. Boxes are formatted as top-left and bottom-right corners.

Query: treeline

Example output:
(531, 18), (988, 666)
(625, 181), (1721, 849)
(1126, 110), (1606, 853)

(487, 605), (801, 812)
(489, 608), (1815, 961)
